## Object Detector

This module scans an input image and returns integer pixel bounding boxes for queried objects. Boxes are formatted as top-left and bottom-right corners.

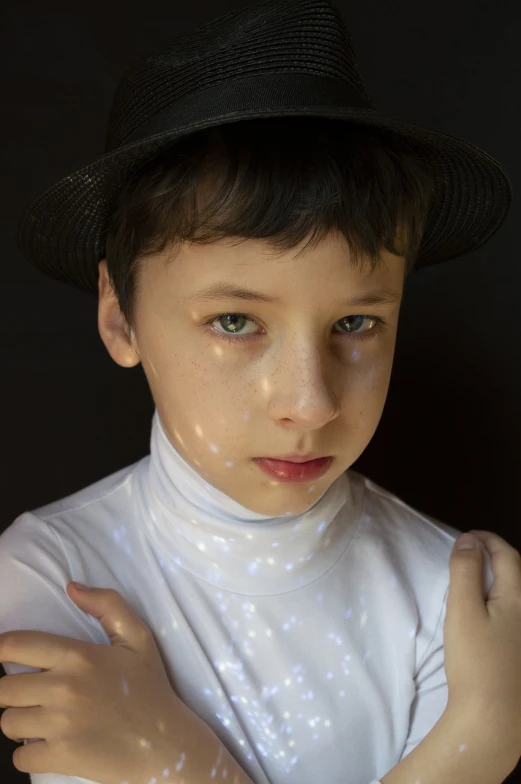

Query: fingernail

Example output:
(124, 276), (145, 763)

(72, 581), (92, 591)
(456, 533), (477, 550)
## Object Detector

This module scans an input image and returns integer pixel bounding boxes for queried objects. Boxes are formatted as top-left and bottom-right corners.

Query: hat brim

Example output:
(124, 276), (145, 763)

(16, 106), (513, 297)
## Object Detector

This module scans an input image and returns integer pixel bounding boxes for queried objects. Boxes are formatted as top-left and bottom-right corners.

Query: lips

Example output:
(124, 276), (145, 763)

(254, 456), (333, 482)
(260, 455), (330, 463)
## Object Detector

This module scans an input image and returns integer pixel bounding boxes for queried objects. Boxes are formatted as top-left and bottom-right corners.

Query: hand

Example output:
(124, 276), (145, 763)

(0, 582), (200, 784)
(444, 529), (521, 767)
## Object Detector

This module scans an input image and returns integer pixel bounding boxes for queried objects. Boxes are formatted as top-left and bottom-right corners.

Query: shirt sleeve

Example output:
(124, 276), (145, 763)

(397, 587), (449, 763)
(365, 589), (448, 784)
(0, 512), (108, 784)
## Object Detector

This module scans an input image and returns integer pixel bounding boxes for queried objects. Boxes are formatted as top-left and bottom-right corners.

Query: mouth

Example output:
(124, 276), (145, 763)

(256, 454), (331, 463)
(253, 456), (333, 482)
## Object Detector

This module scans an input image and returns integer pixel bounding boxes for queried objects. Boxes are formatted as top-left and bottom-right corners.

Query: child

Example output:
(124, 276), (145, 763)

(1, 0), (511, 782)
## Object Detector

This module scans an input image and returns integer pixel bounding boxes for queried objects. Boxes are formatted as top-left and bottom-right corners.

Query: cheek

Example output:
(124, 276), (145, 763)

(165, 356), (249, 427)
(345, 351), (394, 429)
(357, 360), (393, 393)
(348, 339), (394, 382)
(157, 338), (394, 408)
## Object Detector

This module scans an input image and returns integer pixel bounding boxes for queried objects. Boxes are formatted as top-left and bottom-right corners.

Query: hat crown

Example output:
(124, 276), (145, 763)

(105, 0), (376, 151)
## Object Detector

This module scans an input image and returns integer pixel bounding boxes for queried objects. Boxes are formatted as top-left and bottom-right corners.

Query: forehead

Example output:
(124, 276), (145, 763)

(156, 232), (406, 298)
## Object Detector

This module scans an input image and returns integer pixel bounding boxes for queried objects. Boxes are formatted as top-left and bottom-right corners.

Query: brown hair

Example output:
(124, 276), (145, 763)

(104, 116), (435, 329)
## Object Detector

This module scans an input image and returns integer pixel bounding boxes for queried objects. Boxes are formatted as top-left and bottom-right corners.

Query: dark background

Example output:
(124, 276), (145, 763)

(1, 0), (520, 781)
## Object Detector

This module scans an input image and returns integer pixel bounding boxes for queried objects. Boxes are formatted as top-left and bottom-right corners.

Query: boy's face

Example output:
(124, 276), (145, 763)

(98, 231), (405, 517)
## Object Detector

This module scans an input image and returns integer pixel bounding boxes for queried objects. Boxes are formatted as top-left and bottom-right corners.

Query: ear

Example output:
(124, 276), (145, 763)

(97, 259), (141, 368)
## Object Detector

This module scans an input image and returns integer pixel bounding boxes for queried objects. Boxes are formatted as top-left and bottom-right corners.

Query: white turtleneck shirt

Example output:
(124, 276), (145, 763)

(0, 409), (494, 784)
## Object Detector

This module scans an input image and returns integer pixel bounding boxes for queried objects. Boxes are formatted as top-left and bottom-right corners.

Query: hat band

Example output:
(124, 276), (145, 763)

(114, 71), (376, 151)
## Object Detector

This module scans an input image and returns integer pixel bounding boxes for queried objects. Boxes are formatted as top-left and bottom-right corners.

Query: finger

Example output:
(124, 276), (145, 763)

(0, 630), (76, 670)
(468, 529), (521, 596)
(0, 672), (47, 708)
(467, 530), (521, 561)
(12, 738), (49, 775)
(0, 706), (46, 743)
(468, 529), (518, 550)
(447, 536), (488, 627)
(65, 584), (153, 650)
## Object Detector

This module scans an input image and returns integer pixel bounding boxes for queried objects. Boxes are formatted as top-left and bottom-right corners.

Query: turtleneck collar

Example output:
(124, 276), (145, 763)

(138, 409), (364, 595)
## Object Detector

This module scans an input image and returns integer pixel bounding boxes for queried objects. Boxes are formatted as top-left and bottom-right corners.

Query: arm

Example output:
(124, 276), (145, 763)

(139, 704), (518, 784)
(0, 514), (256, 784)
(0, 514), (116, 784)
(380, 707), (518, 784)
(11, 712), (257, 784)
(162, 705), (256, 784)
(14, 708), (514, 784)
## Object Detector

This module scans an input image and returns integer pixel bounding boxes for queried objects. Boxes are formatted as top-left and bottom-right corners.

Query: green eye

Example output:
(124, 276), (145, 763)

(201, 313), (385, 345)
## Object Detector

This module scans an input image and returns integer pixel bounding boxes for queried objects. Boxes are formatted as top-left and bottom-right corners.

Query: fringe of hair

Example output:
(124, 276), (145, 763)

(104, 116), (435, 328)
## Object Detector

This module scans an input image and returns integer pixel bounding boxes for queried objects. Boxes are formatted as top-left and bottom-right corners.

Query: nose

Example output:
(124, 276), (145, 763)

(264, 343), (341, 427)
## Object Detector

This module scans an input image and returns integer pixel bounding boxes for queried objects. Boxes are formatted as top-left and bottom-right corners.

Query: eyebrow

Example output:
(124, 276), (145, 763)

(181, 282), (402, 307)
